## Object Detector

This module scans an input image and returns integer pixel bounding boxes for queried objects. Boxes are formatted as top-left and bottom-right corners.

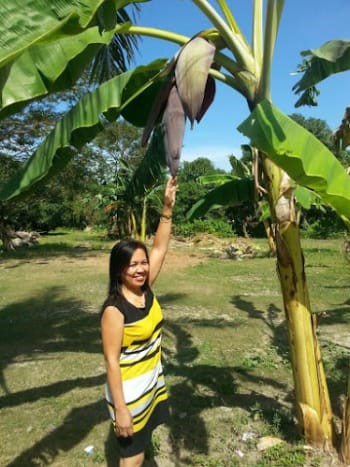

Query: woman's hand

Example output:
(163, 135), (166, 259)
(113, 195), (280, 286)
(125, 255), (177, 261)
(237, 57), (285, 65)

(115, 406), (133, 438)
(164, 176), (177, 209)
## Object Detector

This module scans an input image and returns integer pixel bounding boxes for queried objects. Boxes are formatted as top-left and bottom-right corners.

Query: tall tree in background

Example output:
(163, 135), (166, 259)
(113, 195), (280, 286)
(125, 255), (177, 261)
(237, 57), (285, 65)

(0, 0), (140, 246)
(0, 90), (113, 246)
(94, 122), (168, 239)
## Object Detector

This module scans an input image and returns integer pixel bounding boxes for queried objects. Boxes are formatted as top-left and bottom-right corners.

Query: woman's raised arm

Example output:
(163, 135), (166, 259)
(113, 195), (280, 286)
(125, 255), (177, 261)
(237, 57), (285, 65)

(149, 176), (177, 285)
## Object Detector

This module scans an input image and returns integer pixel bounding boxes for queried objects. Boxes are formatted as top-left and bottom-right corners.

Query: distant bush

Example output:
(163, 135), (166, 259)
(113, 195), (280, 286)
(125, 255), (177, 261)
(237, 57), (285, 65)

(174, 218), (233, 238)
(300, 205), (346, 239)
(301, 218), (346, 239)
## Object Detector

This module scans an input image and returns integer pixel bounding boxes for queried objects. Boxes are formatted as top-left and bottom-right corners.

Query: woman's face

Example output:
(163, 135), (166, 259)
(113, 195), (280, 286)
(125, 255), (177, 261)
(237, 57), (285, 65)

(121, 248), (149, 291)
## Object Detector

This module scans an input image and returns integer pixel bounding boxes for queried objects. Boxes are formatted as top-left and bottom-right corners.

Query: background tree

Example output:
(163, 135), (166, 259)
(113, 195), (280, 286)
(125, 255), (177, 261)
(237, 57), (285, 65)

(176, 157), (219, 217)
(0, 0), (140, 247)
(0, 96), (110, 249)
(173, 157), (232, 237)
(93, 121), (167, 240)
(93, 120), (146, 171)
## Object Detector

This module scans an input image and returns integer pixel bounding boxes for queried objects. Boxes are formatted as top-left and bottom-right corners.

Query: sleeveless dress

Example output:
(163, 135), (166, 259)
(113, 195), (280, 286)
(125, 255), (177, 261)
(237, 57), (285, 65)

(105, 287), (169, 457)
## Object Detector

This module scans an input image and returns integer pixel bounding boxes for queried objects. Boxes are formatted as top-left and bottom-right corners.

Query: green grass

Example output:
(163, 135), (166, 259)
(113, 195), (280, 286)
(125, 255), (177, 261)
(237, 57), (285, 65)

(0, 231), (349, 466)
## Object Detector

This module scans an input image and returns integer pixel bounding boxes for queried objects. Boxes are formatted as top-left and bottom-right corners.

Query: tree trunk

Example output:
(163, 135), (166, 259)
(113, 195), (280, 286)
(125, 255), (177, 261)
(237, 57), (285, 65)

(263, 157), (334, 446)
(130, 210), (140, 240)
(140, 197), (147, 242)
(263, 220), (276, 256)
(341, 373), (350, 463)
(0, 222), (16, 251)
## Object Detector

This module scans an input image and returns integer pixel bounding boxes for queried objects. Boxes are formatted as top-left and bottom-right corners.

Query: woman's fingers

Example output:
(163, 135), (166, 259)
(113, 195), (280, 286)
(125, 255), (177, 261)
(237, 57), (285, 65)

(116, 424), (133, 437)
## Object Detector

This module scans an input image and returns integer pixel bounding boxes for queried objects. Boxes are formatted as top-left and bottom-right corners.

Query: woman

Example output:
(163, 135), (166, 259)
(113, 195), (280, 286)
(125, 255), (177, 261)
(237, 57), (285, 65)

(101, 176), (177, 466)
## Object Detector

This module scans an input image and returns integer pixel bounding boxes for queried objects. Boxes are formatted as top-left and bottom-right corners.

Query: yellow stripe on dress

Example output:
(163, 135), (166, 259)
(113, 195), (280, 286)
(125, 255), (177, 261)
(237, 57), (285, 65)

(132, 387), (168, 432)
(121, 299), (163, 347)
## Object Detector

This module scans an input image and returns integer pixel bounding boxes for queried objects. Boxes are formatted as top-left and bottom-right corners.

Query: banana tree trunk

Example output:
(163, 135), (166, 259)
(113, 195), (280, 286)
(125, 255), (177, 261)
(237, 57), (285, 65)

(341, 372), (350, 463)
(263, 156), (334, 446)
(140, 197), (147, 242)
(130, 210), (140, 240)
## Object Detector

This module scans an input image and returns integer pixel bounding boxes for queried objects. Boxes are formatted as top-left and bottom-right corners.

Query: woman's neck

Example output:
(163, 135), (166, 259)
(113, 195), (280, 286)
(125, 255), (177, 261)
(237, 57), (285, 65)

(121, 286), (146, 308)
(121, 285), (143, 297)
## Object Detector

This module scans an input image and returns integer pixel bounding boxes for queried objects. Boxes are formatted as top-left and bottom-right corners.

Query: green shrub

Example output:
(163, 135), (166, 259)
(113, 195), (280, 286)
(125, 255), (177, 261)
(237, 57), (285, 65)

(174, 218), (233, 238)
(301, 218), (346, 239)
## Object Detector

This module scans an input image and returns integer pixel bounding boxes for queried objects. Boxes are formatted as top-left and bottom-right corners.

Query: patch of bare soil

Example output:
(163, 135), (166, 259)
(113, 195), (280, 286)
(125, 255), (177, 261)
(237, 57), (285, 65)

(162, 235), (261, 271)
(163, 241), (207, 272)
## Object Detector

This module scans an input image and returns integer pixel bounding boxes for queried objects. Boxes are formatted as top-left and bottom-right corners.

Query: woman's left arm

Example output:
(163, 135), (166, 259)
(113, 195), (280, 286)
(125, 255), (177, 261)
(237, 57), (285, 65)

(149, 176), (177, 285)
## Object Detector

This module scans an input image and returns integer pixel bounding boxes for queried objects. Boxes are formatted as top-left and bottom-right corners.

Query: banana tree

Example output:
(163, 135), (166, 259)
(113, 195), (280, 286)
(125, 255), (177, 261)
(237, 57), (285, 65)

(293, 38), (350, 462)
(187, 150), (323, 254)
(1, 0), (350, 454)
(124, 4), (349, 449)
(109, 126), (167, 240)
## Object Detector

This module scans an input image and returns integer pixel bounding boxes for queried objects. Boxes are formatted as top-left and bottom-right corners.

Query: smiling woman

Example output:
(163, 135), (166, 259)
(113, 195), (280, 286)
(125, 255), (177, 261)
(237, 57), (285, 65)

(100, 176), (177, 467)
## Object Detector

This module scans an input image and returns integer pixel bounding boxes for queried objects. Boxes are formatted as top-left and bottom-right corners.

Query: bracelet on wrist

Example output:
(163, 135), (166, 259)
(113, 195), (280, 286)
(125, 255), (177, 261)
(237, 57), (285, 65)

(160, 213), (172, 220)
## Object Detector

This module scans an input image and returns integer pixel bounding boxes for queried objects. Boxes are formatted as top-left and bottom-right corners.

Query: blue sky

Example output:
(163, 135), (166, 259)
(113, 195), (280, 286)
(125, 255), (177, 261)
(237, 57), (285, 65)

(131, 0), (350, 171)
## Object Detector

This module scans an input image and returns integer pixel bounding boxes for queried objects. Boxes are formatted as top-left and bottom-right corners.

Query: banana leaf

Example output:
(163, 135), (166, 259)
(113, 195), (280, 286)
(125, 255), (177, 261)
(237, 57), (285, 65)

(125, 125), (167, 199)
(238, 99), (350, 220)
(199, 174), (236, 185)
(0, 0), (150, 115)
(0, 25), (129, 119)
(188, 175), (320, 220)
(0, 59), (167, 201)
(187, 177), (255, 219)
(118, 0), (151, 9)
(0, 0), (116, 69)
(295, 186), (321, 210)
(293, 40), (350, 107)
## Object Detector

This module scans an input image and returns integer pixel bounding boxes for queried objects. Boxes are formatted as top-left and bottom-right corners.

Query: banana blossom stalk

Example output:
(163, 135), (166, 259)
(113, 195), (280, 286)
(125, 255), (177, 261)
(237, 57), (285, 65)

(142, 36), (216, 175)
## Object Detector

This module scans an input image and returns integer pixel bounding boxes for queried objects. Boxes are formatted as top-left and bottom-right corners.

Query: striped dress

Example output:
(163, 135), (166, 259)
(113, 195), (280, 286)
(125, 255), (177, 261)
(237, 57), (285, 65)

(105, 287), (169, 457)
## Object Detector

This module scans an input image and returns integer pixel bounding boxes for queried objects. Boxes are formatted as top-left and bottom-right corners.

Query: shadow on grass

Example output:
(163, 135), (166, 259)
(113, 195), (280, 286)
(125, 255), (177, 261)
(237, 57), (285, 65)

(230, 293), (350, 423)
(230, 294), (290, 362)
(6, 399), (107, 466)
(0, 286), (281, 465)
(0, 229), (114, 262)
(0, 286), (101, 395)
(0, 286), (124, 466)
(0, 242), (107, 262)
(3, 286), (348, 465)
(0, 374), (104, 409)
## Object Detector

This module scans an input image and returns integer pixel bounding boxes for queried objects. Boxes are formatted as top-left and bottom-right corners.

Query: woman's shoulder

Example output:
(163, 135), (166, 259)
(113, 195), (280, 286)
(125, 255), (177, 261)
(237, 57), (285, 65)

(103, 304), (120, 313)
(101, 304), (124, 322)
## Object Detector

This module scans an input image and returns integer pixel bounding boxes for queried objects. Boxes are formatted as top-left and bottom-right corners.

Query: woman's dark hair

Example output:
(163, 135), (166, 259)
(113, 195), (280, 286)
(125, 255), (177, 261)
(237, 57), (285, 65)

(101, 238), (149, 315)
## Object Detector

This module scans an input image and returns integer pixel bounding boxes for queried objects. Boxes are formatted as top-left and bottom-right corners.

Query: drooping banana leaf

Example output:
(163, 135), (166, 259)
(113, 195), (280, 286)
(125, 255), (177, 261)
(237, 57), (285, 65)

(198, 174), (236, 185)
(0, 0), (103, 68)
(293, 40), (350, 107)
(0, 59), (167, 201)
(238, 99), (350, 220)
(188, 174), (321, 220)
(0, 0), (150, 114)
(187, 177), (255, 219)
(125, 125), (167, 199)
(295, 185), (321, 210)
(0, 24), (129, 119)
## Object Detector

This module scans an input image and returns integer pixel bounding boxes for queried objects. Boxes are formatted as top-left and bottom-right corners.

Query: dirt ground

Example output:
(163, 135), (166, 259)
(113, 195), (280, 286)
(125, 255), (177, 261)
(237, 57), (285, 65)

(163, 235), (259, 270)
